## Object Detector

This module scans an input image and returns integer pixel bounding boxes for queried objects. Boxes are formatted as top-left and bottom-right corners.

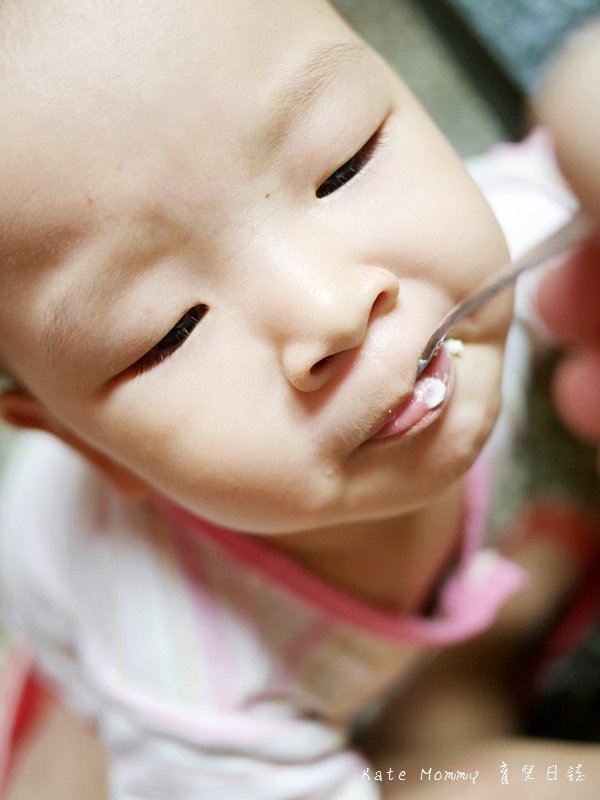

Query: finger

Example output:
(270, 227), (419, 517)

(552, 348), (600, 442)
(535, 20), (600, 222)
(536, 239), (600, 341)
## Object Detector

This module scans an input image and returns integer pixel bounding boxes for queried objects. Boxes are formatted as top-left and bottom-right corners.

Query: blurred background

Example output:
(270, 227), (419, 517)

(334, 0), (599, 156)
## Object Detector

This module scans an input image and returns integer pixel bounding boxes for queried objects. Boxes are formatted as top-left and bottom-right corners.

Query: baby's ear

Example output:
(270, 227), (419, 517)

(0, 387), (56, 434)
(0, 389), (149, 498)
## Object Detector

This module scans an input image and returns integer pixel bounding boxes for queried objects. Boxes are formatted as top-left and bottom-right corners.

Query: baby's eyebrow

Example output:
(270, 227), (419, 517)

(249, 41), (370, 167)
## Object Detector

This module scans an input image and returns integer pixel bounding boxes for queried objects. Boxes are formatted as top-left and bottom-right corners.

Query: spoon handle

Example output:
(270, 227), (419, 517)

(416, 211), (590, 378)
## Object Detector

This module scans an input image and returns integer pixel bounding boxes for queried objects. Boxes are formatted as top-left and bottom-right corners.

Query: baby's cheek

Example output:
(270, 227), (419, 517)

(451, 342), (504, 432)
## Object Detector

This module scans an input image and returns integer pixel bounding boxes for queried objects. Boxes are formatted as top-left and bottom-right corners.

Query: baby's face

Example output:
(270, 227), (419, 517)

(0, 0), (511, 533)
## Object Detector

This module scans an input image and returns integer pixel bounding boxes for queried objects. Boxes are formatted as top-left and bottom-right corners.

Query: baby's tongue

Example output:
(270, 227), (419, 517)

(384, 376), (447, 436)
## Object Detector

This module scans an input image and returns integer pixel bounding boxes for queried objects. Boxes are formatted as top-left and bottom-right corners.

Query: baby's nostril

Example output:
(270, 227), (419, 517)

(310, 356), (332, 375)
(369, 289), (393, 322)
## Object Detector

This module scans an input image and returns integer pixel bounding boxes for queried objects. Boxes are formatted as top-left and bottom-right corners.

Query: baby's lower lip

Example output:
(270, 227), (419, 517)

(370, 346), (453, 442)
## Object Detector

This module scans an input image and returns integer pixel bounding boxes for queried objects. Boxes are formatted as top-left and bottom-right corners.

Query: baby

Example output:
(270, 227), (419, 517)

(0, 1), (598, 798)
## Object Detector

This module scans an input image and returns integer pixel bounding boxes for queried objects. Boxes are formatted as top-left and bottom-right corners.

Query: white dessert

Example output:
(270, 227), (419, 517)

(445, 338), (465, 358)
(416, 376), (447, 410)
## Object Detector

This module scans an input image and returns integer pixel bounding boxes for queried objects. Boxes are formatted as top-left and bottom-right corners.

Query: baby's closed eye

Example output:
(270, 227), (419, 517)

(130, 304), (208, 375)
(316, 125), (385, 198)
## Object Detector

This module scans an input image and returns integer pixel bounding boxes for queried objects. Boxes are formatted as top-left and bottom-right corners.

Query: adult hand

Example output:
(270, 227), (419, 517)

(534, 20), (600, 466)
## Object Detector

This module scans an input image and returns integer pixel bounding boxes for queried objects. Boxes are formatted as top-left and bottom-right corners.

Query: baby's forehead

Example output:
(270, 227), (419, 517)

(0, 1), (371, 245)
(0, 1), (372, 324)
(0, 0), (367, 167)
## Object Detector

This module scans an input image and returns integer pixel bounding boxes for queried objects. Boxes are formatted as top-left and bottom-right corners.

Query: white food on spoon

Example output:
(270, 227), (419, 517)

(445, 338), (465, 358)
(415, 377), (447, 410)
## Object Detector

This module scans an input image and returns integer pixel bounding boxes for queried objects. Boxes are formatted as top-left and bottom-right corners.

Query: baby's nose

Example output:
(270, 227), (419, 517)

(281, 270), (399, 392)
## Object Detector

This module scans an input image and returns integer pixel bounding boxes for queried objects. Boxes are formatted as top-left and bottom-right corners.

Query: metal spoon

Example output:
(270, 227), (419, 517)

(416, 211), (590, 377)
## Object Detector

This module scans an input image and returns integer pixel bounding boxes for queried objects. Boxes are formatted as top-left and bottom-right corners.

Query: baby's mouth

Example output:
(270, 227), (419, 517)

(370, 340), (462, 442)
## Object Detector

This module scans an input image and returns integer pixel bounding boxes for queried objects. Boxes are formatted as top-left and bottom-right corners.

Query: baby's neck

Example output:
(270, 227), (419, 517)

(266, 480), (465, 614)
